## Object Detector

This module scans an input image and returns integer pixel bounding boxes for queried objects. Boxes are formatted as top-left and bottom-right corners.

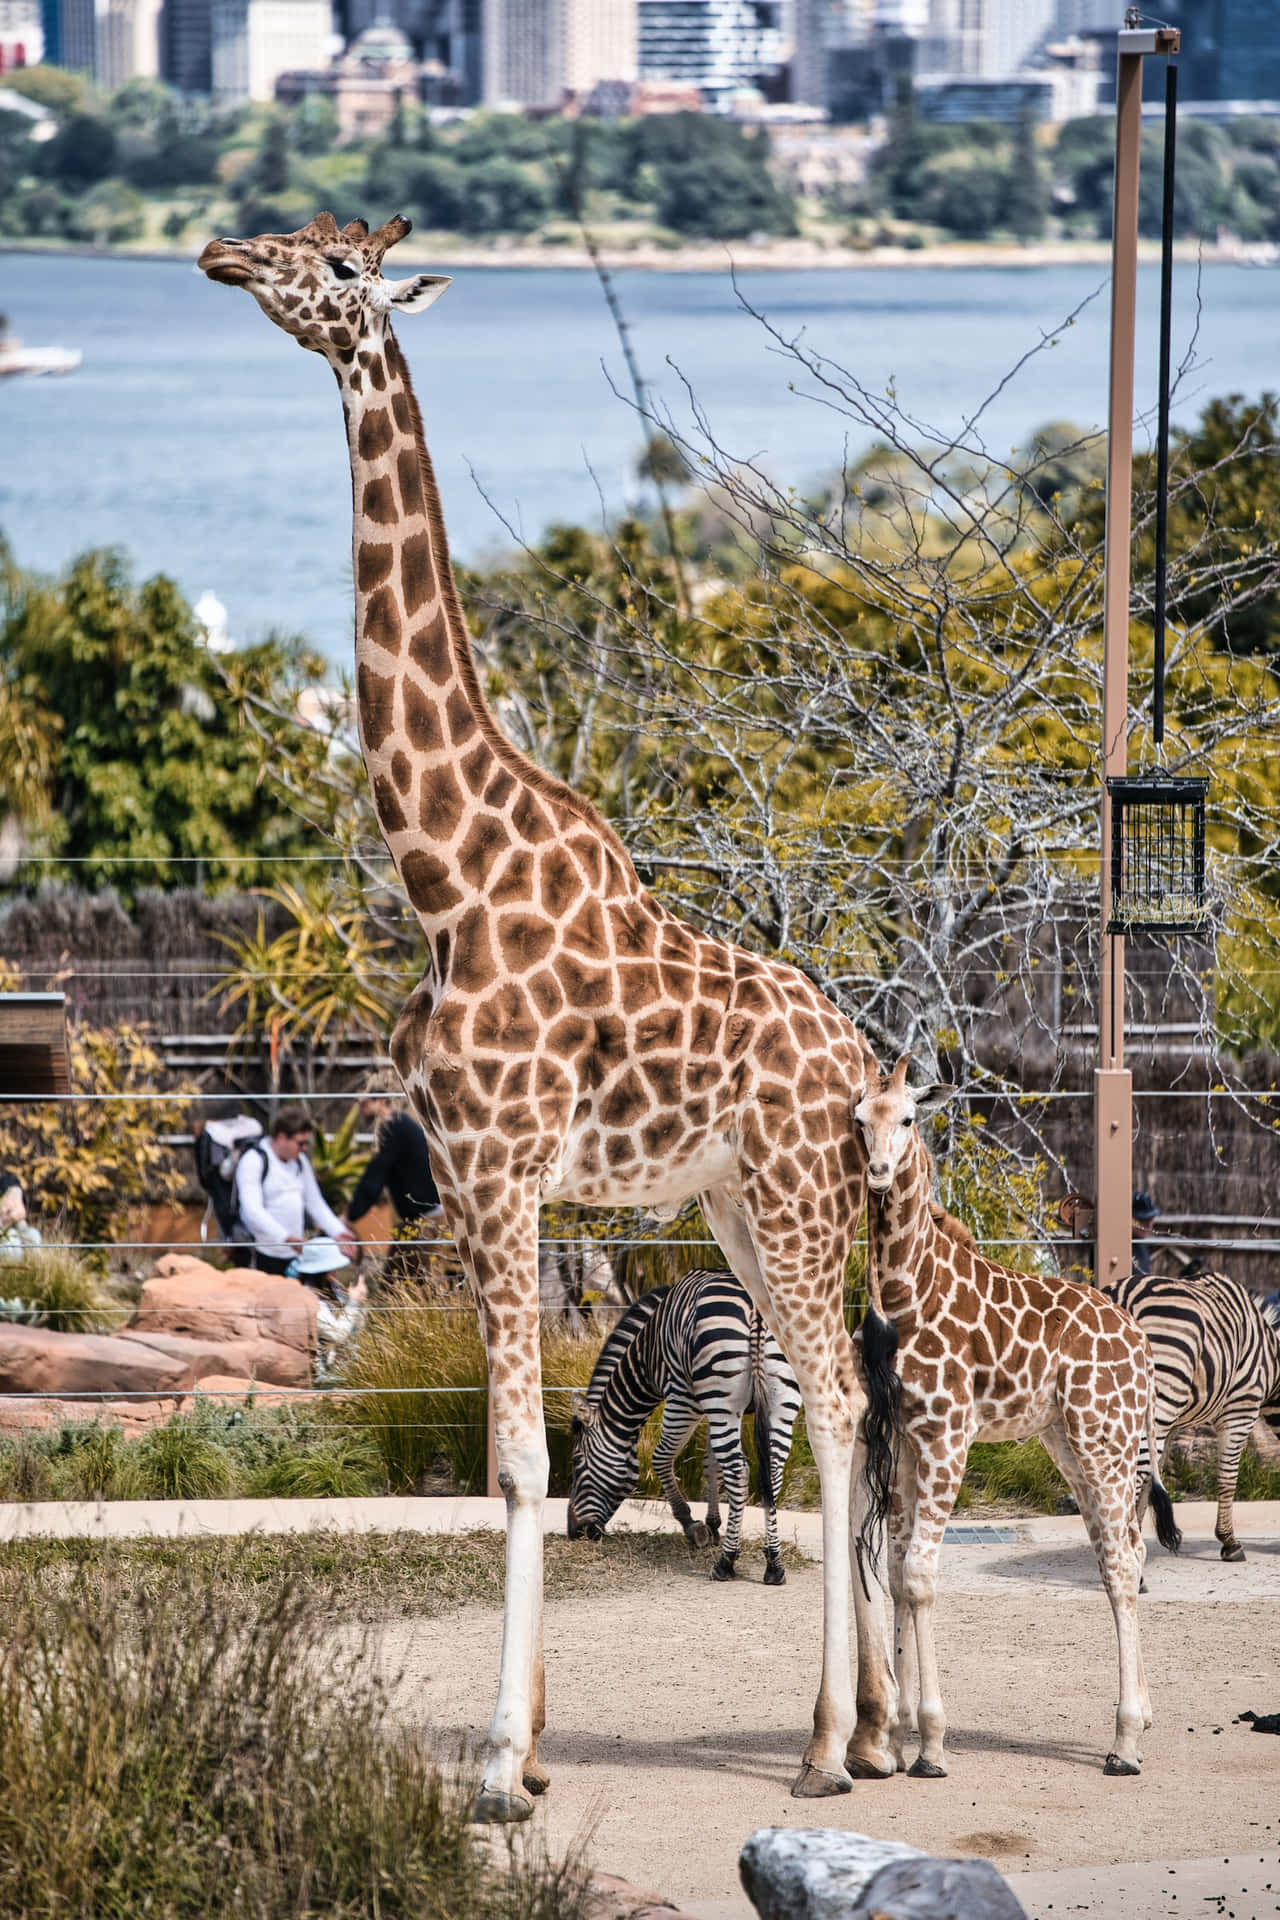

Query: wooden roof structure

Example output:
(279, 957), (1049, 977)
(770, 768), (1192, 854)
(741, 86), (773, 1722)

(0, 993), (71, 1098)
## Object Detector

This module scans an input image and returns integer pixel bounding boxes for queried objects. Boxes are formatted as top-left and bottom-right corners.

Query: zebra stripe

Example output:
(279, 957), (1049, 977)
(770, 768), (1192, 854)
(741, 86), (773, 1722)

(1107, 1268), (1280, 1561)
(567, 1268), (802, 1584)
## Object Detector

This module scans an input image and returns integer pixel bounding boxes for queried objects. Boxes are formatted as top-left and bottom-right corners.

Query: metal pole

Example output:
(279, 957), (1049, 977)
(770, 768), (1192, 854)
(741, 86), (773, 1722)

(1153, 58), (1178, 747)
(1094, 22), (1178, 1287)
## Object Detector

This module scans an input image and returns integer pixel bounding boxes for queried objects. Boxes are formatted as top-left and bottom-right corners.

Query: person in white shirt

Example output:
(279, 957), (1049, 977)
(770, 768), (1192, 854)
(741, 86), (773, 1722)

(233, 1105), (358, 1276)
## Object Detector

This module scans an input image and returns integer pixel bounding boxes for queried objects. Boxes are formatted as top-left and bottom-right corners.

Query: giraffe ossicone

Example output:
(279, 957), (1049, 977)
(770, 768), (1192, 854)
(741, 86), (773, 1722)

(853, 1054), (1181, 1779)
(200, 211), (903, 1819)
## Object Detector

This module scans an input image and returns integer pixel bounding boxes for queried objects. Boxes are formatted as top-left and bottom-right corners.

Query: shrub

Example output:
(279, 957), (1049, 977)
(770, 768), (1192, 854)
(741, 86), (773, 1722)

(0, 1244), (120, 1331)
(0, 1561), (591, 1918)
(134, 1418), (236, 1499)
(244, 1433), (384, 1498)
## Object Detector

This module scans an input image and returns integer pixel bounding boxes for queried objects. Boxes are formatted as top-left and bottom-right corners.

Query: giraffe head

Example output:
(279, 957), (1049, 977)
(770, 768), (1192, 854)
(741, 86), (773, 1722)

(198, 211), (450, 360)
(853, 1055), (952, 1194)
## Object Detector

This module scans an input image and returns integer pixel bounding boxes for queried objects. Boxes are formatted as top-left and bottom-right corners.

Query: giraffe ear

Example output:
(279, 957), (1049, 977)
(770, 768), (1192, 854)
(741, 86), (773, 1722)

(911, 1083), (956, 1122)
(389, 273), (452, 314)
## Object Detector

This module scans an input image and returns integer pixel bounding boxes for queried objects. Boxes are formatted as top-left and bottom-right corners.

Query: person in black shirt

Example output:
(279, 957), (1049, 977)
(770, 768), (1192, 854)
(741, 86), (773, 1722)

(344, 1076), (444, 1280)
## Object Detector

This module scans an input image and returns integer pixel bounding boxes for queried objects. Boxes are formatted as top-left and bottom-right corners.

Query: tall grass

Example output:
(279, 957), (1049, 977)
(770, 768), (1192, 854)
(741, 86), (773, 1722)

(334, 1279), (600, 1493)
(0, 1245), (124, 1332)
(0, 1559), (591, 1918)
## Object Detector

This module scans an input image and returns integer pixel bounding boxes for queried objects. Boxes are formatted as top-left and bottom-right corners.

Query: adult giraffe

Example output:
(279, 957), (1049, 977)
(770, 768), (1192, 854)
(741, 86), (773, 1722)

(199, 211), (900, 1820)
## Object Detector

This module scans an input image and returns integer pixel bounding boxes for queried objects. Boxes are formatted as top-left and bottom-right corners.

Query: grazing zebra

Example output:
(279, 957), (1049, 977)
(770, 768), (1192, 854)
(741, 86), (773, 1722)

(1107, 1267), (1280, 1561)
(567, 1269), (802, 1585)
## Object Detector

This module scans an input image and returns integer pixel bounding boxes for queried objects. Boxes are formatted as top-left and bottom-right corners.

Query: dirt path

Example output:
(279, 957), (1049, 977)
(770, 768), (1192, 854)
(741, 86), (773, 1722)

(376, 1504), (1280, 1918)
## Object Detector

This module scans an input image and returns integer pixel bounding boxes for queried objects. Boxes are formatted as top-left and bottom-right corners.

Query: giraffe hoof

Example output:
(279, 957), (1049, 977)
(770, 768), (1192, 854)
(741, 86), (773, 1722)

(689, 1522), (712, 1548)
(707, 1518), (721, 1539)
(907, 1756), (947, 1779)
(1220, 1543), (1246, 1562)
(1139, 1577), (1148, 1594)
(472, 1787), (535, 1823)
(791, 1762), (853, 1798)
(844, 1749), (897, 1780)
(1103, 1753), (1141, 1777)
(711, 1552), (737, 1581)
(763, 1558), (786, 1586)
(521, 1761), (551, 1797)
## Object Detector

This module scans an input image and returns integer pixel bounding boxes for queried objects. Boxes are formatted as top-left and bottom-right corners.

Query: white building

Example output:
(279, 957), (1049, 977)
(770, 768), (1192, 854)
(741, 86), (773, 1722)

(55, 0), (160, 84)
(213, 0), (332, 103)
(638, 0), (786, 108)
(482, 0), (636, 109)
(0, 0), (43, 70)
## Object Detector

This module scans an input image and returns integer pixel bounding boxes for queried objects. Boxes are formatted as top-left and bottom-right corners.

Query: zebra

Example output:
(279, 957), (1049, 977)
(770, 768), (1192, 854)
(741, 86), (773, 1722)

(566, 1268), (803, 1585)
(1107, 1267), (1280, 1561)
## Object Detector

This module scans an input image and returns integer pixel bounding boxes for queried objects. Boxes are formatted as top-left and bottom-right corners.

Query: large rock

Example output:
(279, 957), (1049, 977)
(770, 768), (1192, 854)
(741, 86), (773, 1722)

(740, 1831), (925, 1920)
(118, 1328), (305, 1389)
(0, 1325), (189, 1400)
(850, 1856), (1028, 1919)
(136, 1256), (317, 1382)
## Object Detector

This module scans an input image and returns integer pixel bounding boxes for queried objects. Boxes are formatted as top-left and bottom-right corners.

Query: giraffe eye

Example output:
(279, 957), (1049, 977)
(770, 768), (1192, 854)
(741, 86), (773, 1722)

(330, 258), (359, 281)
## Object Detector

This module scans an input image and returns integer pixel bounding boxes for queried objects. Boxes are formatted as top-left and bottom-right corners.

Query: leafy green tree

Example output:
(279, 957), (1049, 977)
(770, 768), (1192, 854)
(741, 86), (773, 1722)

(461, 156), (549, 234)
(0, 546), (330, 892)
(1005, 107), (1047, 239)
(0, 65), (90, 115)
(411, 153), (467, 229)
(921, 153), (1009, 237)
(255, 115), (290, 196)
(44, 112), (117, 190)
(870, 77), (959, 220)
(290, 94), (339, 156)
(66, 178), (145, 243)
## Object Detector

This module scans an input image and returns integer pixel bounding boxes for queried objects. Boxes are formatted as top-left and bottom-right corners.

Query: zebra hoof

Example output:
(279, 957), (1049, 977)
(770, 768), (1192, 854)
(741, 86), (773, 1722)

(1220, 1542), (1246, 1562)
(763, 1558), (786, 1586)
(689, 1522), (712, 1548)
(1103, 1753), (1141, 1777)
(472, 1787), (535, 1824)
(711, 1552), (737, 1581)
(791, 1762), (853, 1798)
(907, 1756), (947, 1779)
(522, 1761), (551, 1797)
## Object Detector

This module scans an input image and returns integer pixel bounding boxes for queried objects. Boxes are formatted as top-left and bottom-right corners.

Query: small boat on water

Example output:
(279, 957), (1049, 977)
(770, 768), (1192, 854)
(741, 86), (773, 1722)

(0, 314), (80, 378)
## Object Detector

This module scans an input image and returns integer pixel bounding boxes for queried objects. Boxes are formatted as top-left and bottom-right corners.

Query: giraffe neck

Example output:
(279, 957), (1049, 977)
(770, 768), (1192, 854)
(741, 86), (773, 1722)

(869, 1140), (944, 1328)
(336, 328), (633, 927)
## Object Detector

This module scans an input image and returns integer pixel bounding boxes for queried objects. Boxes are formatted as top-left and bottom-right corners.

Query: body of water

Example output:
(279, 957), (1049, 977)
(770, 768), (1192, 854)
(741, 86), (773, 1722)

(2, 249), (1278, 664)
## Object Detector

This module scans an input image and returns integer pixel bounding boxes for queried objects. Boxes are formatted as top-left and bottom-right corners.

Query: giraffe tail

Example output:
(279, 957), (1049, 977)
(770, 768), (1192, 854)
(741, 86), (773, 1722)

(1145, 1387), (1182, 1555)
(857, 1304), (901, 1563)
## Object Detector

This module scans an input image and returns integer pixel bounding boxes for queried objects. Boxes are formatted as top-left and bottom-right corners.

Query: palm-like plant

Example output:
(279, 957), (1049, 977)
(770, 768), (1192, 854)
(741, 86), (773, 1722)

(211, 879), (413, 1090)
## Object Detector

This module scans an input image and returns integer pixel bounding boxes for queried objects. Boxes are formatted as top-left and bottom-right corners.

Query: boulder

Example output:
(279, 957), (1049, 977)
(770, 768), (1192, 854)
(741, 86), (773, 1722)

(740, 1831), (926, 1920)
(0, 1325), (189, 1401)
(119, 1328), (306, 1390)
(137, 1256), (317, 1377)
(851, 1856), (1029, 1919)
(180, 1374), (309, 1413)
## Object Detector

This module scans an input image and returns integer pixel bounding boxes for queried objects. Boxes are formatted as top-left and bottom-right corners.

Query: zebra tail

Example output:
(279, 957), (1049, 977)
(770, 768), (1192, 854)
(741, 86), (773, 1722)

(859, 1304), (901, 1560)
(749, 1309), (776, 1516)
(1145, 1388), (1182, 1554)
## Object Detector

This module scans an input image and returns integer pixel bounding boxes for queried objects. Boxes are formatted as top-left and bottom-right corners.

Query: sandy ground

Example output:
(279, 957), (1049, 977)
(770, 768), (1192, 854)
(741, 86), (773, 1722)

(372, 1502), (1280, 1920)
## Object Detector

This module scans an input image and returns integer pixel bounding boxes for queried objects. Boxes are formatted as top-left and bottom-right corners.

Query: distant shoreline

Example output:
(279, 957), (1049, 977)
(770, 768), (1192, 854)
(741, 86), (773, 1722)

(3, 235), (1276, 273)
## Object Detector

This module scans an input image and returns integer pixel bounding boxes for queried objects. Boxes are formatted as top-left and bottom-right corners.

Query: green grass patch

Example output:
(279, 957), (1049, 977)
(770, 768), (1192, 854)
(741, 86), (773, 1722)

(0, 1528), (804, 1619)
(0, 1554), (590, 1918)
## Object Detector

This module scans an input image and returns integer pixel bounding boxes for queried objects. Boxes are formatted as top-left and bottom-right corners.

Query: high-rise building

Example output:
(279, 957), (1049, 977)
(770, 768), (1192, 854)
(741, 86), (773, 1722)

(46, 0), (159, 81)
(638, 0), (785, 107)
(212, 0), (330, 101)
(483, 0), (636, 108)
(1148, 0), (1280, 102)
(162, 0), (213, 92)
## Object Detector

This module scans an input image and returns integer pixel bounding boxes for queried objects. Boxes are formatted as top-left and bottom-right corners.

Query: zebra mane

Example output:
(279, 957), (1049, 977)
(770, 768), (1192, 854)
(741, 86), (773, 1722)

(585, 1286), (669, 1407)
(1259, 1293), (1280, 1333)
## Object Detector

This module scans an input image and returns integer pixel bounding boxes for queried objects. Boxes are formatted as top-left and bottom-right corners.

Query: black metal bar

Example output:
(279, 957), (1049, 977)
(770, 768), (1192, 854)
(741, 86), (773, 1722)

(1153, 57), (1178, 746)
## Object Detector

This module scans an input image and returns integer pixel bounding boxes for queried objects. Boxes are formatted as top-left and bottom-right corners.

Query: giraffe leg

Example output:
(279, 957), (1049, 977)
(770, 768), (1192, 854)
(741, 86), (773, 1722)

(653, 1402), (709, 1547)
(843, 1380), (898, 1778)
(700, 1186), (882, 1795)
(706, 1411), (747, 1580)
(1214, 1404), (1260, 1561)
(1046, 1420), (1146, 1774)
(880, 1472), (917, 1773)
(462, 1207), (551, 1825)
(899, 1449), (966, 1779)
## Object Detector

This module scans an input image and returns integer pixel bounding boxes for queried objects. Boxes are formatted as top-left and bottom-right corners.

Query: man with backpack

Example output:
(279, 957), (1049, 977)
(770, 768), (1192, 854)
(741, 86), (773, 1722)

(233, 1105), (358, 1276)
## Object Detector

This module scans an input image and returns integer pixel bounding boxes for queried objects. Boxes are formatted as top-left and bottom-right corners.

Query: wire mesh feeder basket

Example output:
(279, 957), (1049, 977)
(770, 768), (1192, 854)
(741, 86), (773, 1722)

(1106, 774), (1209, 933)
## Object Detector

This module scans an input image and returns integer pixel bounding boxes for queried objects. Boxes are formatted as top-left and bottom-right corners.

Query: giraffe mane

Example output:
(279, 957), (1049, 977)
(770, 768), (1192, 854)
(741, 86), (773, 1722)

(928, 1201), (975, 1248)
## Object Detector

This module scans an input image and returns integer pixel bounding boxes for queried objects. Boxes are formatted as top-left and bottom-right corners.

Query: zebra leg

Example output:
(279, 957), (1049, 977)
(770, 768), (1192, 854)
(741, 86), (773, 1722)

(1215, 1403), (1261, 1560)
(703, 1442), (722, 1542)
(707, 1412), (748, 1579)
(761, 1414), (787, 1587)
(653, 1402), (708, 1547)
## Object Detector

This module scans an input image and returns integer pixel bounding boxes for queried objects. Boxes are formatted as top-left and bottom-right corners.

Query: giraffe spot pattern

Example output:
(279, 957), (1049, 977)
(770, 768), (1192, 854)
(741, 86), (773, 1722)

(418, 763), (466, 841)
(358, 409), (394, 461)
(364, 586), (402, 655)
(361, 477), (396, 524)
(357, 662), (396, 749)
(409, 614), (451, 687)
(398, 449), (425, 518)
(357, 542), (395, 592)
(403, 680), (444, 753)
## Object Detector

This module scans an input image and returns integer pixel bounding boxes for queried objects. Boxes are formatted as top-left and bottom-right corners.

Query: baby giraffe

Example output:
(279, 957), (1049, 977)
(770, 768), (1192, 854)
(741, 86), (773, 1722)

(853, 1058), (1181, 1778)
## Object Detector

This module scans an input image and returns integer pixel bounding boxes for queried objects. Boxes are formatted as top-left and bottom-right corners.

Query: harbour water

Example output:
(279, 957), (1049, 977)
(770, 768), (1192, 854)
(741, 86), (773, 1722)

(2, 249), (1277, 664)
